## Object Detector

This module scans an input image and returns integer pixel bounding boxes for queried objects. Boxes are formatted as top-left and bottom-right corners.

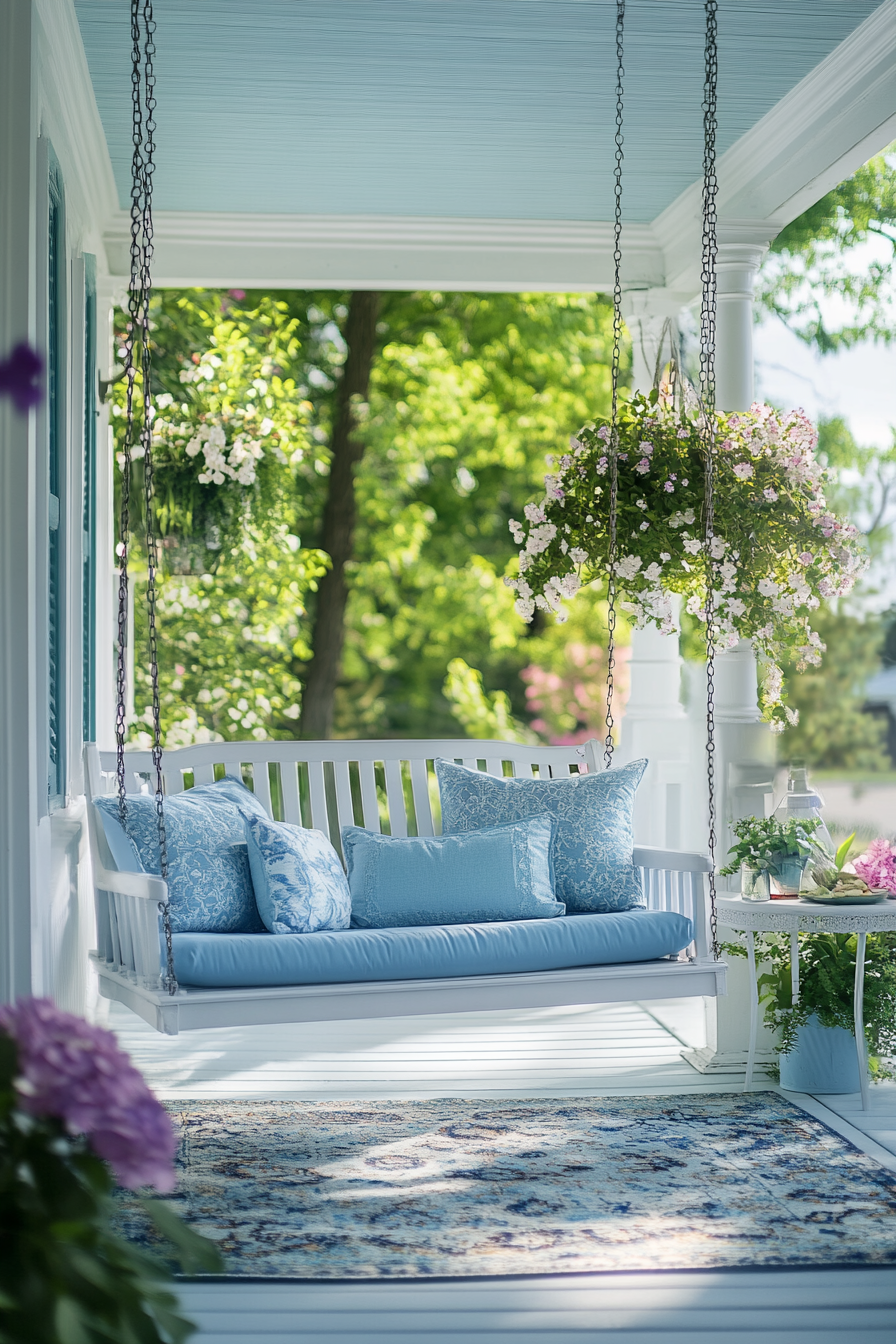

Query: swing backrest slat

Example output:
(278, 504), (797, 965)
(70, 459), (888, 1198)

(91, 738), (603, 843)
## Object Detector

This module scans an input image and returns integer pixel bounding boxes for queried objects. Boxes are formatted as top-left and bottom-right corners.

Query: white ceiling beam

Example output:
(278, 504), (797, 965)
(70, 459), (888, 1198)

(104, 213), (667, 293)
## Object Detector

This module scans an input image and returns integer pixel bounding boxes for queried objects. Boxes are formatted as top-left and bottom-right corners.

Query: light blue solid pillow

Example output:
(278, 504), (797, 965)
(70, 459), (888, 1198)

(93, 775), (267, 934)
(435, 758), (647, 914)
(95, 808), (143, 873)
(244, 815), (352, 935)
(342, 815), (563, 929)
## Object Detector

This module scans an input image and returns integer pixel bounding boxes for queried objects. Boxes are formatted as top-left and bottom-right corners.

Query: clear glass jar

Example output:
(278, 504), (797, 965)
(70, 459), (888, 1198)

(742, 865), (771, 901)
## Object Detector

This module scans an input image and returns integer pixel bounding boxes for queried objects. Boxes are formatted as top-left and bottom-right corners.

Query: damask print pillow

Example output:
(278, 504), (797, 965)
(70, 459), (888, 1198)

(342, 815), (563, 929)
(244, 815), (352, 935)
(93, 775), (267, 933)
(435, 758), (647, 913)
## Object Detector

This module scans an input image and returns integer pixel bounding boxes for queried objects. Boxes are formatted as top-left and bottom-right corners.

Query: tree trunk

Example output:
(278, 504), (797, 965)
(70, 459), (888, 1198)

(299, 291), (380, 739)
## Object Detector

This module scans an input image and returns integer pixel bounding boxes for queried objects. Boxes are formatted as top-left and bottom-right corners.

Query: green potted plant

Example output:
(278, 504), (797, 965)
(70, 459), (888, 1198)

(723, 928), (896, 1092)
(720, 815), (821, 900)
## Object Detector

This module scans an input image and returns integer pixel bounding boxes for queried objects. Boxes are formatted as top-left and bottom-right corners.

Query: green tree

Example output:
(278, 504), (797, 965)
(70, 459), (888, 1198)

(757, 145), (896, 351)
(778, 604), (888, 771)
(117, 290), (621, 743)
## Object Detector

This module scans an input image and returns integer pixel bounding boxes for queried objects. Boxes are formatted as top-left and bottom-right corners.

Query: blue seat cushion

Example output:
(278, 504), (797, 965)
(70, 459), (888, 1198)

(436, 757), (647, 915)
(343, 815), (563, 929)
(169, 908), (694, 988)
(94, 775), (268, 934)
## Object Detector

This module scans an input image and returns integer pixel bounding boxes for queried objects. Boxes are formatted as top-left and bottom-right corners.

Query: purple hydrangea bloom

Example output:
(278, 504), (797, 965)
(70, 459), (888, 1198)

(0, 997), (176, 1191)
(0, 342), (44, 412)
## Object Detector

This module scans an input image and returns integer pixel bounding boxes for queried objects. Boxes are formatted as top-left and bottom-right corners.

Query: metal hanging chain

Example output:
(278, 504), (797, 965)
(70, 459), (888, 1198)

(116, 0), (146, 822)
(137, 0), (176, 996)
(700, 0), (720, 956)
(115, 0), (177, 995)
(603, 0), (625, 771)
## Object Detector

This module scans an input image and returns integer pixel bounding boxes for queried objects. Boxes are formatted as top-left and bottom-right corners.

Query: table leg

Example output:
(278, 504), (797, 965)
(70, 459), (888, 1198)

(790, 931), (799, 1006)
(854, 931), (870, 1112)
(745, 931), (758, 1092)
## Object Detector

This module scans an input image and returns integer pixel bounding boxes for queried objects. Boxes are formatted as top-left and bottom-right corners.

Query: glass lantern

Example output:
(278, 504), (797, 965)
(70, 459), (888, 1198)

(771, 761), (833, 896)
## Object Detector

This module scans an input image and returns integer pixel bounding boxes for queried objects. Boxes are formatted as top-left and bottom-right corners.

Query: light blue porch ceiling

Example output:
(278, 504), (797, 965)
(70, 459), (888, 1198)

(74, 0), (883, 224)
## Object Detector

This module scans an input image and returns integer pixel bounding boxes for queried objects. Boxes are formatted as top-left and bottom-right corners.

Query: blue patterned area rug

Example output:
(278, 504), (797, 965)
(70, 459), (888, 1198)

(117, 1093), (896, 1278)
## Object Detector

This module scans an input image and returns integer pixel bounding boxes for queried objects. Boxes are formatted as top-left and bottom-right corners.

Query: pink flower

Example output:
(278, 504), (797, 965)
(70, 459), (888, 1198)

(664, 481), (675, 492)
(732, 462), (754, 480)
(763, 487), (778, 502)
(854, 838), (896, 894)
(635, 458), (651, 474)
(677, 427), (689, 439)
(0, 998), (176, 1191)
(597, 425), (611, 442)
(797, 552), (814, 566)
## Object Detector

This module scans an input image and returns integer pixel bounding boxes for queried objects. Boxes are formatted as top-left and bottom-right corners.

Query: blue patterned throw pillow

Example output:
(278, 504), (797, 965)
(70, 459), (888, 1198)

(244, 815), (352, 935)
(93, 775), (267, 934)
(342, 815), (563, 929)
(435, 758), (647, 914)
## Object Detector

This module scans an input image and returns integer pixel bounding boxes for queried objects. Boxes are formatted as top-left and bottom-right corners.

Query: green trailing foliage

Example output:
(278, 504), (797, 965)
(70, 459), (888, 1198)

(723, 931), (896, 1080)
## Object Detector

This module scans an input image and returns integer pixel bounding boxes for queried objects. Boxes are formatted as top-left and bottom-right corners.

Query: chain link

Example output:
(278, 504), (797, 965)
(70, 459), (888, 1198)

(116, 0), (177, 995)
(603, 0), (625, 771)
(700, 0), (720, 957)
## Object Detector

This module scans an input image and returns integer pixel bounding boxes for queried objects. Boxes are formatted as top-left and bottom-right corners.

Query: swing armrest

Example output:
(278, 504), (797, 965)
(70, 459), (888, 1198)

(93, 861), (168, 904)
(633, 846), (711, 874)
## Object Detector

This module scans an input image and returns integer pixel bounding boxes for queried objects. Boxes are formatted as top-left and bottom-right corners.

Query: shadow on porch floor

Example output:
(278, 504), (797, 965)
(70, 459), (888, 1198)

(98, 996), (896, 1342)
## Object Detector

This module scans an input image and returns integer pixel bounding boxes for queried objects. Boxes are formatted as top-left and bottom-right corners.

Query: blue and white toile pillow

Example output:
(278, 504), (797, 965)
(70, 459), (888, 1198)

(244, 815), (352, 935)
(435, 758), (647, 913)
(93, 775), (267, 934)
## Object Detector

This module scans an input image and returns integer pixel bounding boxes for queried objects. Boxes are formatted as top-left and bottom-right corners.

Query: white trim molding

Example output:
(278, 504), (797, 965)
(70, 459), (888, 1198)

(103, 213), (667, 293)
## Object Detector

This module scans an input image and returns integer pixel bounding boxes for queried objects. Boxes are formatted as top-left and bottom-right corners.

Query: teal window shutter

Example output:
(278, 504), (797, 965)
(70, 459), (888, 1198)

(48, 162), (66, 805)
(82, 255), (97, 744)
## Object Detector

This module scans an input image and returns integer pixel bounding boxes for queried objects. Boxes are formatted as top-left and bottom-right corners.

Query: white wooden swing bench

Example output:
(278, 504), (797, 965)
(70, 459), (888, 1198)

(85, 738), (723, 1036)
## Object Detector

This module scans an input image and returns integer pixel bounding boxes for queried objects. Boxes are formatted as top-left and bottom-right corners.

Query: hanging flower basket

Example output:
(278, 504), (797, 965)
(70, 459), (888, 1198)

(507, 391), (867, 727)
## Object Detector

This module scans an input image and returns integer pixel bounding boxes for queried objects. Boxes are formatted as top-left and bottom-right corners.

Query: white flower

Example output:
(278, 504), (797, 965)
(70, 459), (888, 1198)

(709, 536), (728, 559)
(757, 577), (779, 597)
(636, 498), (647, 510)
(569, 547), (589, 565)
(509, 520), (525, 544)
(526, 523), (557, 556)
(682, 538), (702, 555)
(785, 706), (799, 725)
(515, 597), (535, 621)
(524, 502), (546, 525)
(686, 595), (703, 616)
(155, 392), (174, 409)
(614, 554), (643, 580)
(763, 487), (778, 502)
(726, 598), (746, 617)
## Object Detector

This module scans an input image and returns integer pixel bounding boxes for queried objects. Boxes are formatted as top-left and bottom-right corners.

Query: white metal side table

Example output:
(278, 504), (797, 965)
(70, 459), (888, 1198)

(717, 894), (896, 1110)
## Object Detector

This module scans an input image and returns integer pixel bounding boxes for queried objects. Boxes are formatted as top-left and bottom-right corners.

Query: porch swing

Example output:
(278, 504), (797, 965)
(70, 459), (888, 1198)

(85, 0), (725, 1036)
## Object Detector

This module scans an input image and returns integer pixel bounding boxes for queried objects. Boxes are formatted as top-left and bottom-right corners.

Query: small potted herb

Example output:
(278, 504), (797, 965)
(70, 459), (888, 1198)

(720, 815), (821, 900)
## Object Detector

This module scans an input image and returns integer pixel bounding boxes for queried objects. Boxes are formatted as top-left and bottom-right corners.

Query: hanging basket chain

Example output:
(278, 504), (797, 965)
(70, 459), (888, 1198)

(700, 0), (720, 956)
(603, 0), (625, 770)
(116, 0), (177, 996)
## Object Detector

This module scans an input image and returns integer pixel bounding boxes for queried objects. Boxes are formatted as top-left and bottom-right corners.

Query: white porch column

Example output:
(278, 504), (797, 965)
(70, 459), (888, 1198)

(683, 231), (777, 1075)
(0, 0), (38, 1002)
(623, 288), (688, 395)
(616, 290), (698, 848)
(715, 240), (767, 412)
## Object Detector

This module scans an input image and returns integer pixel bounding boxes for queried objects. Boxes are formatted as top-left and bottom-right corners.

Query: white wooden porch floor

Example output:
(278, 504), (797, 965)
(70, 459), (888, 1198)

(100, 997), (896, 1342)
